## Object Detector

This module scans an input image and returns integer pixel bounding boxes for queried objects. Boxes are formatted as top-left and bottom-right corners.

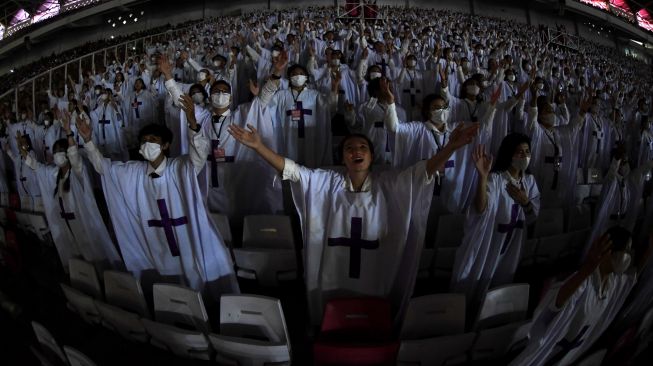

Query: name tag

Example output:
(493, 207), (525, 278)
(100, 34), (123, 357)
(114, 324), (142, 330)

(213, 147), (226, 162)
(290, 108), (302, 121)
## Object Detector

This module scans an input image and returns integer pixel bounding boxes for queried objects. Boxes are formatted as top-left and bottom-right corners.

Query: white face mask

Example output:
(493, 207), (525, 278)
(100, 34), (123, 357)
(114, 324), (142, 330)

(290, 74), (308, 87)
(481, 80), (489, 88)
(430, 109), (449, 124)
(541, 113), (556, 126)
(99, 94), (108, 101)
(331, 59), (341, 67)
(197, 72), (208, 82)
(21, 113), (27, 120)
(511, 156), (531, 171)
(213, 60), (223, 68)
(272, 50), (281, 58)
(44, 120), (50, 126)
(191, 92), (205, 105)
(466, 85), (480, 96)
(507, 74), (516, 82)
(611, 251), (631, 275)
(53, 152), (68, 167)
(537, 83), (545, 91)
(211, 92), (231, 109)
(369, 72), (382, 80)
(139, 142), (162, 162)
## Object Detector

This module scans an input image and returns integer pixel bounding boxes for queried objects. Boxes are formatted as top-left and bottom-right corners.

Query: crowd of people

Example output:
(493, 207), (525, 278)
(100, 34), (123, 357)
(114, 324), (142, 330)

(1, 5), (653, 365)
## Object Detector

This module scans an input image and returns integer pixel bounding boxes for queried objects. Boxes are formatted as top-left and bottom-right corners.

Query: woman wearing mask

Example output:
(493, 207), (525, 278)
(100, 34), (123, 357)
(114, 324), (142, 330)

(451, 133), (540, 313)
(396, 54), (425, 121)
(12, 113), (122, 273)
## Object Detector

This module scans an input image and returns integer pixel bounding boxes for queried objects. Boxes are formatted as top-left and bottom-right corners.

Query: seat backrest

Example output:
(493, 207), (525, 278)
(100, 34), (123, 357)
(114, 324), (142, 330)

(470, 321), (529, 361)
(141, 319), (211, 360)
(63, 346), (97, 366)
(397, 332), (476, 366)
(31, 321), (67, 365)
(476, 284), (529, 330)
(60, 283), (101, 325)
(320, 297), (393, 341)
(243, 215), (294, 249)
(220, 294), (289, 344)
(533, 208), (564, 238)
(152, 283), (210, 333)
(208, 334), (290, 366)
(400, 293), (466, 340)
(590, 184), (603, 197)
(103, 270), (149, 317)
(68, 258), (102, 299)
(210, 213), (232, 244)
(435, 214), (465, 248)
(567, 204), (592, 231)
(586, 168), (602, 185)
(95, 301), (148, 343)
(576, 349), (607, 366)
(574, 184), (591, 205)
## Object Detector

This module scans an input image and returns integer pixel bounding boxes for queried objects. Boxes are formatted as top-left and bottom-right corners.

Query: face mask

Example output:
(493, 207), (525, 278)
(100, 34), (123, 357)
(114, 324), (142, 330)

(331, 59), (341, 67)
(407, 59), (417, 67)
(618, 163), (630, 177)
(139, 142), (162, 162)
(466, 85), (480, 96)
(99, 94), (108, 101)
(191, 92), (205, 105)
(211, 92), (231, 109)
(430, 109), (449, 124)
(198, 72), (208, 81)
(21, 114), (27, 120)
(611, 251), (631, 274)
(44, 120), (50, 126)
(507, 74), (516, 82)
(213, 60), (223, 68)
(524, 64), (532, 71)
(94, 89), (101, 95)
(511, 156), (531, 171)
(290, 75), (308, 87)
(481, 80), (489, 88)
(272, 50), (281, 58)
(369, 72), (382, 80)
(53, 152), (68, 167)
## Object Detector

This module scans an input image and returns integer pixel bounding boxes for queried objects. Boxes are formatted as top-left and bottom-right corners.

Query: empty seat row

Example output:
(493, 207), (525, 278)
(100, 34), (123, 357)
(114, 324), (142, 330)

(31, 321), (97, 366)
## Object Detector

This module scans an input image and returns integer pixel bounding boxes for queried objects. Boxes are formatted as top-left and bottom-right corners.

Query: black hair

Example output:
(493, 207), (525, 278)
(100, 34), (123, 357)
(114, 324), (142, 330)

(52, 139), (68, 153)
(138, 124), (173, 145)
(337, 134), (375, 165)
(421, 94), (446, 121)
(605, 225), (632, 252)
(189, 83), (208, 99)
(491, 133), (531, 173)
(367, 78), (381, 99)
(287, 64), (308, 78)
(210, 80), (232, 94)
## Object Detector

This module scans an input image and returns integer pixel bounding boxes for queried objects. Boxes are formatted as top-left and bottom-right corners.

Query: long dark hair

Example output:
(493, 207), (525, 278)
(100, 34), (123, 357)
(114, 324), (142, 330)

(491, 133), (531, 173)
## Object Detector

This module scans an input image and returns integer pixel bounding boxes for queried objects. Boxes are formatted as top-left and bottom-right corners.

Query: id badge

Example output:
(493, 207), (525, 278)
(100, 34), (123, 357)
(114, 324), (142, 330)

(291, 108), (301, 122)
(214, 147), (226, 162)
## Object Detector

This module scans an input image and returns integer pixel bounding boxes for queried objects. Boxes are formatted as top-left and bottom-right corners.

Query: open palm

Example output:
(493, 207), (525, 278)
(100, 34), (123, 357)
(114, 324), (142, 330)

(473, 144), (493, 177)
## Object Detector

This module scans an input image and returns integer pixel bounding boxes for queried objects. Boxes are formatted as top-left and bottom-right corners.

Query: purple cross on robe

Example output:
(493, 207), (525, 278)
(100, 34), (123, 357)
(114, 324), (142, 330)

(147, 199), (188, 257)
(327, 217), (380, 279)
(207, 139), (235, 187)
(285, 101), (312, 138)
(98, 115), (111, 140)
(403, 79), (421, 107)
(58, 197), (76, 236)
(497, 203), (524, 255)
(132, 97), (143, 119)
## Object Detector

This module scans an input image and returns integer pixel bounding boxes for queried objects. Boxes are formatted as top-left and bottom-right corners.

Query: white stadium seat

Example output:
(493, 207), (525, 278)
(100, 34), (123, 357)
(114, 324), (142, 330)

(31, 321), (67, 366)
(95, 301), (149, 343)
(103, 270), (149, 318)
(60, 283), (101, 325)
(152, 283), (210, 333)
(68, 258), (102, 299)
(475, 284), (529, 330)
(142, 319), (212, 360)
(63, 346), (97, 366)
(400, 294), (466, 340)
(397, 332), (475, 366)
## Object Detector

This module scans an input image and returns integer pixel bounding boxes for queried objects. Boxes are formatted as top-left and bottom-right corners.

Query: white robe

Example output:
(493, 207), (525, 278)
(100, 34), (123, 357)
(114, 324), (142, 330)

(352, 102), (407, 165)
(451, 172), (540, 308)
(126, 89), (157, 146)
(27, 149), (122, 270)
(32, 123), (62, 164)
(286, 159), (434, 325)
(510, 270), (636, 366)
(85, 139), (239, 298)
(580, 113), (611, 170)
(396, 68), (426, 122)
(91, 102), (128, 161)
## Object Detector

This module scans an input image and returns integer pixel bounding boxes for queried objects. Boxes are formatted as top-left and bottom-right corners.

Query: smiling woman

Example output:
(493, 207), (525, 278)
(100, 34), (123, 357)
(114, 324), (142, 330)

(228, 121), (478, 325)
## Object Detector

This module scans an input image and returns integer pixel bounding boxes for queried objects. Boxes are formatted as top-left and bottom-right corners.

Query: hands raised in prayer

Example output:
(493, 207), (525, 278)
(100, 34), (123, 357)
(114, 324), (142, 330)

(473, 143), (493, 178)
(228, 124), (262, 151)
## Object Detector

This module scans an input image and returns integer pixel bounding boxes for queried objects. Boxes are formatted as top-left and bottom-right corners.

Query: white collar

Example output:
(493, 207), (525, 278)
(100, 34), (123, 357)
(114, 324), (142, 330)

(214, 109), (231, 118)
(425, 121), (448, 134)
(146, 156), (167, 177)
(344, 174), (372, 192)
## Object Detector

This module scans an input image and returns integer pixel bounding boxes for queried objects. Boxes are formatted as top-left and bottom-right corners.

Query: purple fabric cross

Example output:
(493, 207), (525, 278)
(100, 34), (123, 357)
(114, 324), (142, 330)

(286, 101), (312, 138)
(402, 79), (421, 107)
(497, 203), (524, 254)
(98, 115), (111, 140)
(327, 217), (380, 279)
(147, 199), (188, 257)
(58, 197), (76, 236)
(132, 98), (142, 119)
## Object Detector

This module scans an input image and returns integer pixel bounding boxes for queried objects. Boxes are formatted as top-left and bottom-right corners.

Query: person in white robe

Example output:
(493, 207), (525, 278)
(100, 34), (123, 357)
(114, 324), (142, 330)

(451, 134), (540, 312)
(18, 114), (122, 272)
(259, 51), (337, 167)
(228, 119), (480, 325)
(31, 111), (61, 164)
(579, 97), (611, 171)
(75, 94), (238, 299)
(395, 54), (426, 122)
(125, 78), (157, 148)
(5, 132), (41, 200)
(90, 90), (128, 161)
(509, 227), (648, 366)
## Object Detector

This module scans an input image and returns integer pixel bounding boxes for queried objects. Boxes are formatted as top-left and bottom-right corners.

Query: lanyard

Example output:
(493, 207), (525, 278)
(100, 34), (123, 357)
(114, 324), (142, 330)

(543, 128), (560, 156)
(465, 99), (478, 120)
(291, 88), (303, 105)
(431, 128), (447, 152)
(211, 115), (227, 143)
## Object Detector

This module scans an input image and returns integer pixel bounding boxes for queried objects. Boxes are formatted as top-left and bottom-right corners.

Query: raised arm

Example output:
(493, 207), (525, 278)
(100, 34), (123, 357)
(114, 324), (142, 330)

(179, 94), (209, 172)
(472, 143), (492, 214)
(77, 112), (105, 175)
(228, 123), (285, 173)
(426, 123), (480, 178)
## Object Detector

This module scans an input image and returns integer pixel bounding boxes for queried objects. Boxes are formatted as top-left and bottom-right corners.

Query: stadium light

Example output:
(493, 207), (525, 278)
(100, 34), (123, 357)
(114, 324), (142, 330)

(140, 11), (144, 15)
(134, 18), (138, 22)
(108, 19), (111, 23)
(122, 20), (126, 24)
(112, 23), (115, 27)
(129, 13), (133, 18)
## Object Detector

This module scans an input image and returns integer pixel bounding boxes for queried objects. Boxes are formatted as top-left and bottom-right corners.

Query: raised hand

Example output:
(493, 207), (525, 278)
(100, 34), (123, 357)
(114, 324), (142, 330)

(61, 110), (72, 133)
(273, 51), (289, 75)
(331, 69), (342, 92)
(379, 77), (394, 104)
(158, 56), (173, 79)
(490, 85), (502, 105)
(472, 143), (493, 177)
(248, 79), (260, 97)
(179, 95), (197, 128)
(228, 124), (262, 150)
(76, 113), (92, 143)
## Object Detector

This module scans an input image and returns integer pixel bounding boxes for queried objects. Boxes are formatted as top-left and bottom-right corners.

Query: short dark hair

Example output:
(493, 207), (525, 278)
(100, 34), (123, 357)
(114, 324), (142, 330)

(421, 94), (446, 121)
(189, 83), (208, 99)
(337, 134), (375, 165)
(287, 64), (308, 78)
(210, 80), (231, 94)
(491, 133), (531, 173)
(52, 139), (68, 153)
(138, 124), (173, 145)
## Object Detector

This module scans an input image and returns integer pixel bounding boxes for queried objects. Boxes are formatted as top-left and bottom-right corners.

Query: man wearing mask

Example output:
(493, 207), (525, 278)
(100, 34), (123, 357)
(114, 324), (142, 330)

(32, 111), (62, 164)
(90, 89), (128, 161)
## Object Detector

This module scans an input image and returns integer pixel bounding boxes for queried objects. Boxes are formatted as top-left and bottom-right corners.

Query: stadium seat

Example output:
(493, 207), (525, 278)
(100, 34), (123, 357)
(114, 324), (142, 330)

(433, 247), (458, 281)
(576, 348), (607, 366)
(396, 332), (475, 366)
(567, 204), (592, 231)
(590, 184), (603, 197)
(29, 213), (50, 240)
(68, 258), (102, 299)
(210, 212), (232, 245)
(535, 233), (572, 265)
(95, 301), (148, 343)
(152, 283), (210, 333)
(470, 320), (531, 361)
(399, 294), (466, 340)
(475, 284), (529, 330)
(63, 346), (97, 366)
(142, 319), (212, 360)
(208, 294), (291, 366)
(417, 248), (434, 279)
(103, 270), (149, 318)
(60, 283), (101, 325)
(586, 168), (602, 184)
(314, 298), (398, 366)
(532, 208), (564, 238)
(31, 321), (67, 366)
(518, 238), (539, 268)
(574, 184), (591, 205)
(234, 215), (297, 286)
